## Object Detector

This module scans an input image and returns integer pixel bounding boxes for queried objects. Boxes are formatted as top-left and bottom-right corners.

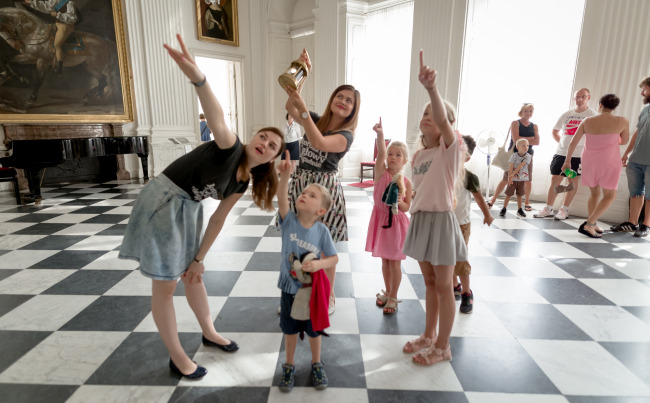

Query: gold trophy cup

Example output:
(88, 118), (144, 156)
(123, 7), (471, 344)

(278, 59), (310, 90)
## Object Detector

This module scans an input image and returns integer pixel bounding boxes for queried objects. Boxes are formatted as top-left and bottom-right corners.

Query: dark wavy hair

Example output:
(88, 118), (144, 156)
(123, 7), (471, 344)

(599, 94), (620, 110)
(239, 127), (285, 212)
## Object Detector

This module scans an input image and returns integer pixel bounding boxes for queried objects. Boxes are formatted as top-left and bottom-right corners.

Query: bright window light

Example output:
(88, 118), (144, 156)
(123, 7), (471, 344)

(457, 0), (586, 193)
(353, 1), (414, 151)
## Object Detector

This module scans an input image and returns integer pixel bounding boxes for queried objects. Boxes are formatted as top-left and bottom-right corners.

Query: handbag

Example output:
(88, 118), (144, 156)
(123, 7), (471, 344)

(491, 126), (514, 171)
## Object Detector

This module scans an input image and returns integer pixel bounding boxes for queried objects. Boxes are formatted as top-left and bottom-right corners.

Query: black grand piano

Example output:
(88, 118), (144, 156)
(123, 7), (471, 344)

(0, 136), (149, 204)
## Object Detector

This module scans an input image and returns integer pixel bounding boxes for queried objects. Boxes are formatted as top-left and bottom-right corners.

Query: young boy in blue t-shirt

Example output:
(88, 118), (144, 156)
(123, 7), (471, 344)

(276, 151), (338, 393)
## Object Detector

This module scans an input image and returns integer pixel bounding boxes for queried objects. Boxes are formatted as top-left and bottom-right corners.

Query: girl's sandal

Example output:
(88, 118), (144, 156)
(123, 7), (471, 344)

(376, 290), (388, 307)
(383, 298), (401, 314)
(402, 334), (435, 353)
(412, 345), (452, 366)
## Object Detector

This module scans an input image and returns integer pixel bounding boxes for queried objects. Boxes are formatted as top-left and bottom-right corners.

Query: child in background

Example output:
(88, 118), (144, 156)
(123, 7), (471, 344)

(499, 138), (531, 218)
(401, 51), (467, 366)
(276, 151), (339, 393)
(453, 136), (494, 314)
(366, 118), (412, 314)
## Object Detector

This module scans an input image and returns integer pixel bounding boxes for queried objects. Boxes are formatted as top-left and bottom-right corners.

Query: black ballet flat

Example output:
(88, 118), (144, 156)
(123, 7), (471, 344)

(169, 359), (207, 379)
(202, 335), (239, 352)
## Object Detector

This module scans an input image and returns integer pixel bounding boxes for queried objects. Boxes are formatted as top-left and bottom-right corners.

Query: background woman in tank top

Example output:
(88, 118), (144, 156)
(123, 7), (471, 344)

(488, 104), (539, 211)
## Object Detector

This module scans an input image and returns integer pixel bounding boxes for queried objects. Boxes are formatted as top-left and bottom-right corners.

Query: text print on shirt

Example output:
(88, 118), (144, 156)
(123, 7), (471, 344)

(192, 183), (222, 201)
(289, 233), (321, 255)
(301, 142), (327, 168)
(565, 118), (582, 136)
(412, 160), (432, 176)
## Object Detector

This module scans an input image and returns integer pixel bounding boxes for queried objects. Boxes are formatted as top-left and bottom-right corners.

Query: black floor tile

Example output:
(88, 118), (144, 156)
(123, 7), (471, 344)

(486, 302), (592, 340)
(19, 235), (87, 250)
(28, 251), (108, 270)
(0, 330), (51, 373)
(527, 278), (615, 305)
(170, 386), (270, 403)
(10, 223), (74, 235)
(42, 270), (131, 295)
(215, 297), (282, 333)
(60, 296), (152, 332)
(568, 243), (643, 259)
(244, 252), (282, 271)
(175, 271), (240, 296)
(549, 258), (632, 279)
(0, 384), (78, 403)
(450, 337), (560, 394)
(356, 298), (425, 335)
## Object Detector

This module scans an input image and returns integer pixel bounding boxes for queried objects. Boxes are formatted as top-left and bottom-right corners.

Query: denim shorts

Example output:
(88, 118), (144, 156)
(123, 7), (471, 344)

(626, 161), (650, 198)
(118, 174), (203, 281)
(279, 291), (318, 338)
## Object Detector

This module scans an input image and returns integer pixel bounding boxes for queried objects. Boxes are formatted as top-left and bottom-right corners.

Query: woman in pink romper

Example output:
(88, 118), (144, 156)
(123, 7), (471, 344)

(563, 94), (630, 238)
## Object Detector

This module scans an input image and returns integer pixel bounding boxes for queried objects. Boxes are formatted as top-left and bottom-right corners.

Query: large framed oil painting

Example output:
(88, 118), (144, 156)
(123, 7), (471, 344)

(0, 0), (133, 123)
(196, 0), (239, 47)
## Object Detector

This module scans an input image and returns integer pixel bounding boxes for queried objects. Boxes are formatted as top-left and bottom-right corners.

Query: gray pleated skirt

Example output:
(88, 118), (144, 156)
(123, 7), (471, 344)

(403, 210), (468, 266)
(118, 174), (203, 281)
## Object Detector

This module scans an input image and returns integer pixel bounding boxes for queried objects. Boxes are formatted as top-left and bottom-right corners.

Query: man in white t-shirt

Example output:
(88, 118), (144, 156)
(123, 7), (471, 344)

(535, 88), (596, 220)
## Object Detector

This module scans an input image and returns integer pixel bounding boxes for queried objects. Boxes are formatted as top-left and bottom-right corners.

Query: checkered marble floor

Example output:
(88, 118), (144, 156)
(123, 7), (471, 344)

(0, 179), (649, 403)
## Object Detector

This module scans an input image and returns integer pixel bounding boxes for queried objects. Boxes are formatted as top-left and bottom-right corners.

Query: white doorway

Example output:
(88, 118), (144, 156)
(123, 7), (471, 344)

(195, 56), (243, 138)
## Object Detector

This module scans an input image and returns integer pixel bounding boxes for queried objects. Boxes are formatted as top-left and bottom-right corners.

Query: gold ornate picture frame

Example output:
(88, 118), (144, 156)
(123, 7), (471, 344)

(0, 0), (134, 123)
(196, 0), (239, 47)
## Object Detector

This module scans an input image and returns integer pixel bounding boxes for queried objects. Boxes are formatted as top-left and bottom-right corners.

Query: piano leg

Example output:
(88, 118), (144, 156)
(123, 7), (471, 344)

(138, 153), (149, 182)
(24, 168), (44, 205)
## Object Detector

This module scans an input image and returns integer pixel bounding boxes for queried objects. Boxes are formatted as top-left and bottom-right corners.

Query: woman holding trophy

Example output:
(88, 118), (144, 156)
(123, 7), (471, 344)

(280, 49), (361, 315)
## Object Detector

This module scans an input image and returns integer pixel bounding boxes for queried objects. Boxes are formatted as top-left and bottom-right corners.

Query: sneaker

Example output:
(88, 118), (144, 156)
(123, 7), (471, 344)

(310, 361), (328, 390)
(453, 284), (461, 300)
(460, 290), (473, 314)
(499, 207), (506, 217)
(554, 208), (569, 220)
(534, 206), (554, 218)
(278, 363), (295, 393)
(517, 208), (526, 218)
(634, 224), (650, 238)
(610, 221), (638, 232)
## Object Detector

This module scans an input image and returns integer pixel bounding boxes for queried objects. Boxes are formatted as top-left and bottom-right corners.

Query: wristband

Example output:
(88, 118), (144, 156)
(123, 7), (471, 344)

(193, 257), (203, 263)
(191, 76), (207, 87)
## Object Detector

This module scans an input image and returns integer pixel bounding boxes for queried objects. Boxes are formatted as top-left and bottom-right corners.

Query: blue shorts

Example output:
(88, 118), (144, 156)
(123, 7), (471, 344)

(626, 161), (650, 198)
(279, 291), (318, 338)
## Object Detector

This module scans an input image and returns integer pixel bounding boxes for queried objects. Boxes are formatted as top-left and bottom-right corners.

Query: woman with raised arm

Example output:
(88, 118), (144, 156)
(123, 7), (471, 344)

(119, 35), (285, 379)
(282, 49), (360, 315)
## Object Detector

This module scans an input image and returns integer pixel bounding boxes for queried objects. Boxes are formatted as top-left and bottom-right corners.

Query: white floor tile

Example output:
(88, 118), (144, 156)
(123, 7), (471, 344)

(580, 279), (650, 306)
(0, 331), (129, 385)
(520, 339), (650, 396)
(497, 257), (573, 278)
(0, 294), (98, 330)
(0, 269), (75, 294)
(134, 296), (227, 332)
(229, 271), (281, 297)
(188, 332), (283, 387)
(360, 334), (463, 391)
(0, 249), (59, 269)
(555, 304), (650, 342)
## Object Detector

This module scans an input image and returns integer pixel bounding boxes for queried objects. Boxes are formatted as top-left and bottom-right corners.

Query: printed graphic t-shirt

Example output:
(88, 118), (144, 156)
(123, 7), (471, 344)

(553, 108), (597, 156)
(410, 132), (464, 214)
(277, 211), (338, 295)
(298, 112), (354, 173)
(508, 152), (532, 181)
(162, 137), (249, 201)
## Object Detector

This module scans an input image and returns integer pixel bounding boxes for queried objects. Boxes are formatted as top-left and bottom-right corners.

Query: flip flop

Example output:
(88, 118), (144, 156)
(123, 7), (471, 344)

(524, 205), (533, 211)
(578, 222), (602, 238)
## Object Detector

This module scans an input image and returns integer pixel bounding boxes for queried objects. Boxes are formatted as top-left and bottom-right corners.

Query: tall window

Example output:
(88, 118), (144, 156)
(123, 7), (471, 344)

(353, 1), (414, 149)
(457, 0), (585, 191)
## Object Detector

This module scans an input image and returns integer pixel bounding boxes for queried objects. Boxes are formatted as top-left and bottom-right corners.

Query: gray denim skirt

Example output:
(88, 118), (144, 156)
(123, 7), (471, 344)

(403, 210), (468, 266)
(118, 174), (203, 281)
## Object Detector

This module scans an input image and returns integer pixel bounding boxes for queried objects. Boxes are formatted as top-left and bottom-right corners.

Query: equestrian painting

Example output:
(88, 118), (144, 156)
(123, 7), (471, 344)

(0, 0), (133, 122)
